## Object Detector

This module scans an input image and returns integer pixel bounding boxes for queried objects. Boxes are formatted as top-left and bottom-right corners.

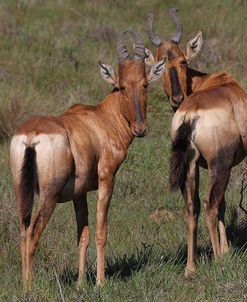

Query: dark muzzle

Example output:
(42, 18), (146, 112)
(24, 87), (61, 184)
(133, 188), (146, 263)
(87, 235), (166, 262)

(171, 94), (184, 106)
(131, 124), (149, 137)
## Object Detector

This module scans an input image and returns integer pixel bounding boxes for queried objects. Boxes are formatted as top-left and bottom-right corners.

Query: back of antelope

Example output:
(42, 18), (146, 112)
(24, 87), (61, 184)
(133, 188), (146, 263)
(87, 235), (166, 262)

(10, 31), (165, 290)
(146, 8), (247, 276)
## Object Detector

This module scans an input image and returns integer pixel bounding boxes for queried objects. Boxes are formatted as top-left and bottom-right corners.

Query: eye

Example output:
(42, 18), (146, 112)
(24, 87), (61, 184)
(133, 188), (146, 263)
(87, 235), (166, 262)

(120, 86), (126, 92)
(180, 60), (187, 66)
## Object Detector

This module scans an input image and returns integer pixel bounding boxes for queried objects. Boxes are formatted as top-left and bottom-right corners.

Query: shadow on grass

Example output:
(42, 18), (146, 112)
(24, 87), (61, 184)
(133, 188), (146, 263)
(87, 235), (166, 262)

(105, 242), (153, 281)
(226, 208), (247, 250)
(105, 242), (213, 279)
(226, 171), (247, 250)
(58, 243), (155, 286)
(58, 242), (188, 286)
(167, 243), (214, 266)
(59, 268), (78, 286)
(58, 205), (247, 287)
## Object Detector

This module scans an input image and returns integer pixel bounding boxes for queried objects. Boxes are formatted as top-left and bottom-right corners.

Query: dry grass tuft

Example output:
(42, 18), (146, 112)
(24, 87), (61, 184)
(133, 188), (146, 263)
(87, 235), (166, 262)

(0, 96), (31, 141)
(149, 206), (175, 222)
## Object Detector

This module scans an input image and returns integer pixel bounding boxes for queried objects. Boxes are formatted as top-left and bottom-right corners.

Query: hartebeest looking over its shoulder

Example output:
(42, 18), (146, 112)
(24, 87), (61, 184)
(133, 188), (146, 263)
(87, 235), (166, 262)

(146, 8), (247, 276)
(10, 31), (166, 289)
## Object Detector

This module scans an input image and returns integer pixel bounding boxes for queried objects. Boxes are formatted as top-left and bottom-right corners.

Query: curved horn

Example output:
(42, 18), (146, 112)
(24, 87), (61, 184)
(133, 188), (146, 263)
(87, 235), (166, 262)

(117, 31), (145, 62)
(169, 8), (183, 44)
(117, 32), (129, 62)
(131, 31), (145, 61)
(146, 13), (162, 48)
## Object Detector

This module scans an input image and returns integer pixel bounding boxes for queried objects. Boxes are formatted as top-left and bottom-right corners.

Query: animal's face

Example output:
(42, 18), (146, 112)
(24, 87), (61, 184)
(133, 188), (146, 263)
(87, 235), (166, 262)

(146, 9), (203, 110)
(157, 42), (188, 109)
(99, 31), (165, 137)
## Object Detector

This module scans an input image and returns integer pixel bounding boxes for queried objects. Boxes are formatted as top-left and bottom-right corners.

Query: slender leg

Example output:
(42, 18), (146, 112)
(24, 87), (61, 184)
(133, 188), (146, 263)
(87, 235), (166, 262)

(19, 221), (31, 283)
(218, 195), (229, 254)
(73, 194), (90, 282)
(15, 188), (32, 284)
(25, 197), (56, 290)
(182, 151), (200, 277)
(95, 175), (114, 285)
(204, 169), (231, 258)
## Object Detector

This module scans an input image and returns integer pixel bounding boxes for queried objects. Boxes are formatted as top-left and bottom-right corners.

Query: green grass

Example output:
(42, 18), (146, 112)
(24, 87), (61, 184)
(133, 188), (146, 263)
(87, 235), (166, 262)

(0, 0), (247, 301)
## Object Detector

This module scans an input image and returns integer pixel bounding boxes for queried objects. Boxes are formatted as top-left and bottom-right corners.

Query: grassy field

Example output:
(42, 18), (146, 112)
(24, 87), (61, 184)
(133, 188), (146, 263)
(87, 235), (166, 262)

(0, 0), (247, 301)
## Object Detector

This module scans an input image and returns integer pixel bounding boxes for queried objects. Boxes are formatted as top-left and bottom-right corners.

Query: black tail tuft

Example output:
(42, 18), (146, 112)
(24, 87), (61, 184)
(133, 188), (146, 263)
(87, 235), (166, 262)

(169, 121), (192, 192)
(20, 146), (37, 227)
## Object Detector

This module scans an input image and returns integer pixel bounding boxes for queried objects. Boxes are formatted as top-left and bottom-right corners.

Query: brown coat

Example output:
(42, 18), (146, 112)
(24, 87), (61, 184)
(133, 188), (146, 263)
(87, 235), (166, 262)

(10, 31), (166, 289)
(146, 8), (247, 276)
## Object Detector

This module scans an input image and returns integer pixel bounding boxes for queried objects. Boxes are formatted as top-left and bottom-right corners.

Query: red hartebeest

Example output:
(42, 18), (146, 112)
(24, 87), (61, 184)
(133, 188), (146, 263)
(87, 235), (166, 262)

(10, 31), (165, 289)
(146, 8), (247, 276)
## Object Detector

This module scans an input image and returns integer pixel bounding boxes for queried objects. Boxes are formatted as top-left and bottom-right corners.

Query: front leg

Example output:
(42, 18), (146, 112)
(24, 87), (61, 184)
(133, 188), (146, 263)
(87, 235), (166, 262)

(96, 171), (114, 285)
(73, 194), (90, 284)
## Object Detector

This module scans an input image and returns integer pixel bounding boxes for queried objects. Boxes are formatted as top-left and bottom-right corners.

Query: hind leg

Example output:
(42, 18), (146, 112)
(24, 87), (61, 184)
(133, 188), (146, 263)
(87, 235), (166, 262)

(73, 194), (90, 283)
(182, 149), (200, 276)
(12, 179), (33, 284)
(15, 192), (32, 283)
(204, 168), (231, 258)
(25, 196), (57, 290)
(10, 139), (31, 283)
(218, 195), (229, 254)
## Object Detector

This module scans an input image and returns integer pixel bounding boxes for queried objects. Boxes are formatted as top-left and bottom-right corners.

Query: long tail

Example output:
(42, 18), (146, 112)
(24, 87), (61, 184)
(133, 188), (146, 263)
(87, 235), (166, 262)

(20, 146), (38, 227)
(169, 121), (193, 192)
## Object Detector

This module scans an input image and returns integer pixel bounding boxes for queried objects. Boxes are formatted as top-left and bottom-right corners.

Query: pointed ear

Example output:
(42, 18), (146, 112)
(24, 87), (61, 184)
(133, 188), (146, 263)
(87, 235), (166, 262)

(144, 48), (156, 66)
(147, 59), (166, 83)
(186, 31), (202, 63)
(98, 61), (118, 86)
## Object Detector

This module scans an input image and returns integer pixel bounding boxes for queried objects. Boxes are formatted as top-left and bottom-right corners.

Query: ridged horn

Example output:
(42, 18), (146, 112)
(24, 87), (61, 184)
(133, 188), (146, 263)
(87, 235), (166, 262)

(169, 8), (183, 44)
(117, 31), (145, 62)
(117, 32), (129, 62)
(131, 31), (145, 61)
(146, 13), (162, 47)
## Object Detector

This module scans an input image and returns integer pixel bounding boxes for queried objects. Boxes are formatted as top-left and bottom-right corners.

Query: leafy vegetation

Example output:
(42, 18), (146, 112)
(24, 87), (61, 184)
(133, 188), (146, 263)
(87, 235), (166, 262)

(0, 0), (246, 301)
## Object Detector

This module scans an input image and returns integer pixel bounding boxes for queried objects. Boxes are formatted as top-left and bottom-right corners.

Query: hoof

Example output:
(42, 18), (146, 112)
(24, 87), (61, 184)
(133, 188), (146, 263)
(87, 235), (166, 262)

(76, 277), (89, 291)
(96, 278), (105, 287)
(185, 266), (196, 278)
(221, 246), (229, 255)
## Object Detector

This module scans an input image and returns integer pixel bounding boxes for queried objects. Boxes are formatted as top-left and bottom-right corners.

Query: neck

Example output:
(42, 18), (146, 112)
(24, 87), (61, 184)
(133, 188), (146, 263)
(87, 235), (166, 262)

(96, 90), (134, 149)
(186, 67), (208, 95)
